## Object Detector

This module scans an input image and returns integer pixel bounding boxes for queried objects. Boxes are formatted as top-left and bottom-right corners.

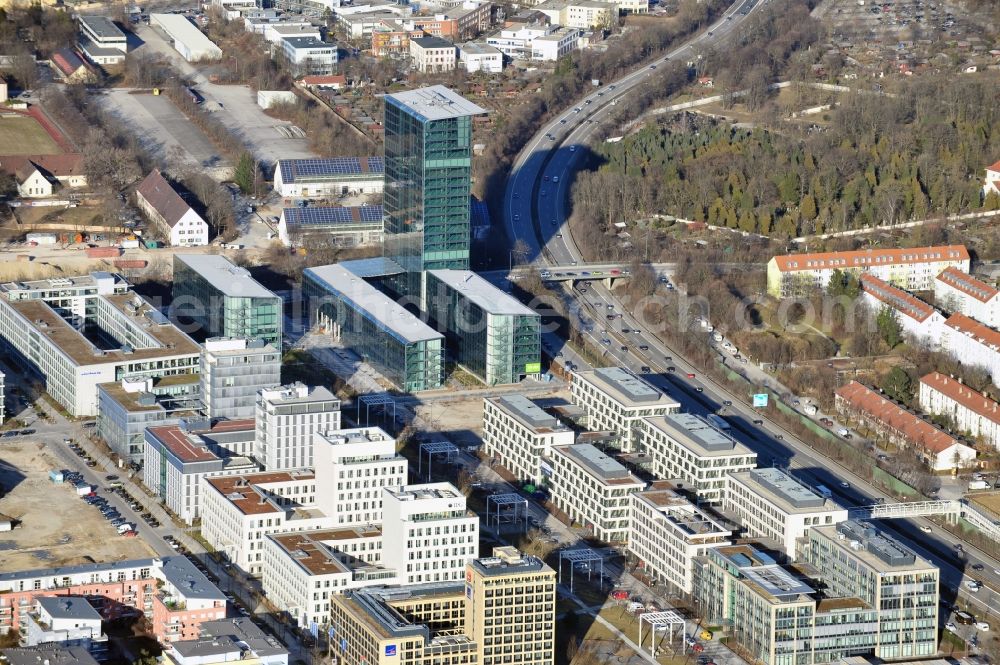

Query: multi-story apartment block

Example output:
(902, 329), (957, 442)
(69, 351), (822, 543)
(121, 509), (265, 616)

(97, 374), (201, 463)
(919, 371), (1000, 449)
(254, 383), (341, 470)
(280, 36), (337, 76)
(409, 35), (457, 72)
(535, 0), (614, 28)
(172, 254), (283, 347)
(858, 274), (945, 347)
(766, 245), (970, 298)
(724, 468), (848, 558)
(19, 596), (105, 652)
(329, 547), (555, 665)
(164, 617), (289, 665)
(382, 483), (480, 585)
(941, 312), (1000, 387)
(804, 521), (939, 660)
(0, 557), (226, 645)
(628, 482), (732, 594)
(696, 544), (881, 665)
(143, 419), (259, 525)
(638, 413), (757, 504)
(201, 337), (281, 419)
(550, 443), (645, 543)
(314, 427), (408, 527)
(934, 266), (1000, 327)
(261, 526), (394, 629)
(570, 367), (679, 452)
(4, 646), (99, 665)
(425, 269), (542, 385)
(482, 395), (574, 484)
(0, 273), (200, 416)
(835, 380), (976, 471)
(200, 471), (328, 576)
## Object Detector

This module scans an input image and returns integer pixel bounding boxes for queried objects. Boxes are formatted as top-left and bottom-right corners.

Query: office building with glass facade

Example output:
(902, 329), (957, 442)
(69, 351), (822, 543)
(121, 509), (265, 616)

(803, 521), (939, 661)
(303, 263), (444, 391)
(172, 255), (283, 347)
(200, 337), (281, 419)
(382, 86), (487, 297)
(425, 269), (541, 385)
(695, 544), (881, 665)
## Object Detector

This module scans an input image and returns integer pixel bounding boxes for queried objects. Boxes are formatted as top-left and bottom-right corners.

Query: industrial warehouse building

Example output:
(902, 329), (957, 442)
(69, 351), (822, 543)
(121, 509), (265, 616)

(273, 157), (385, 198)
(278, 205), (384, 247)
(150, 13), (223, 61)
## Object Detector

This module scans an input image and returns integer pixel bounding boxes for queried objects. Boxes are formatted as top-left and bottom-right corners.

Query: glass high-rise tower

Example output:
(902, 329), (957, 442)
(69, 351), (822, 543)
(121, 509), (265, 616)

(382, 86), (487, 297)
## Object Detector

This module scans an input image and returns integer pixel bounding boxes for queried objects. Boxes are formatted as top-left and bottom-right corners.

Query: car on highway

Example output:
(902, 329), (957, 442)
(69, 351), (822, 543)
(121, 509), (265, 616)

(920, 525), (932, 533)
(723, 400), (732, 406)
(839, 481), (850, 489)
(640, 366), (651, 373)
(569, 146), (576, 152)
(555, 233), (562, 238)
(667, 366), (676, 372)
(639, 345), (649, 350)
(552, 176), (559, 183)
(695, 387), (704, 392)
(972, 563), (985, 571)
(686, 372), (696, 378)
(601, 338), (611, 345)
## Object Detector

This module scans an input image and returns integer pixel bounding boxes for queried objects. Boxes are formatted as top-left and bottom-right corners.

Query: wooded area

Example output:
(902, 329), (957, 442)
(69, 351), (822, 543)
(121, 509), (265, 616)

(574, 72), (999, 244)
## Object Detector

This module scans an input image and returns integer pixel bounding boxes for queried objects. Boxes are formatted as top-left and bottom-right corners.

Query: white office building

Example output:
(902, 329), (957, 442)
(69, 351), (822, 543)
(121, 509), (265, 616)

(78, 15), (127, 65)
(0, 273), (200, 417)
(724, 468), (849, 558)
(638, 413), (758, 505)
(859, 274), (945, 348)
(272, 157), (384, 198)
(570, 367), (680, 452)
(201, 338), (281, 420)
(381, 483), (479, 585)
(628, 483), (732, 594)
(482, 395), (575, 485)
(313, 427), (408, 527)
(255, 383), (341, 471)
(261, 526), (394, 629)
(919, 371), (1000, 450)
(934, 266), (1000, 328)
(280, 36), (337, 76)
(142, 419), (259, 525)
(200, 471), (329, 576)
(486, 23), (580, 61)
(550, 443), (645, 543)
(458, 42), (503, 73)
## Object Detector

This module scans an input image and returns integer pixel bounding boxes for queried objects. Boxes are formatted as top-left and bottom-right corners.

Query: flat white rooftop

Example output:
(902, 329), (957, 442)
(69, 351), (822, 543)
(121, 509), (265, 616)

(175, 254), (279, 299)
(385, 85), (488, 122)
(428, 270), (537, 316)
(305, 264), (443, 345)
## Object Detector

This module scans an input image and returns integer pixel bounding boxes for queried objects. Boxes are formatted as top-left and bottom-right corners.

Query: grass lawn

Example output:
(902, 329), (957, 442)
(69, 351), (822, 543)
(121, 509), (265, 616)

(0, 115), (62, 155)
(970, 492), (1000, 516)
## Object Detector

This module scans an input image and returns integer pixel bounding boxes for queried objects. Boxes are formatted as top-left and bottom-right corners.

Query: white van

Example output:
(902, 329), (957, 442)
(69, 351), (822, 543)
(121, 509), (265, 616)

(977, 622), (990, 631)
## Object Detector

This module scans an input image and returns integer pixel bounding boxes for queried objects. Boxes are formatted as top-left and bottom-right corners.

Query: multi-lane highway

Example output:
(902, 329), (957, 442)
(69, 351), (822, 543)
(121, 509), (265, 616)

(500, 0), (1000, 639)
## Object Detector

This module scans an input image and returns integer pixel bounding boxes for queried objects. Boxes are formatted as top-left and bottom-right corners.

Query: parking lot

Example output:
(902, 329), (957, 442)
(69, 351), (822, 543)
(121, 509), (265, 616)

(0, 439), (154, 571)
(100, 89), (224, 172)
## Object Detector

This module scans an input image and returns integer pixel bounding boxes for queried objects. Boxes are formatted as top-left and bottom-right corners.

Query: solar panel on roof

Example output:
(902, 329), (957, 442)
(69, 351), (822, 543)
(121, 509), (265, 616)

(284, 206), (384, 228)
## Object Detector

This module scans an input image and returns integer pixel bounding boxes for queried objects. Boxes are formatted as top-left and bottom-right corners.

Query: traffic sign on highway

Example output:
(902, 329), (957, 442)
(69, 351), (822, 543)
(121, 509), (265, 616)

(752, 393), (769, 408)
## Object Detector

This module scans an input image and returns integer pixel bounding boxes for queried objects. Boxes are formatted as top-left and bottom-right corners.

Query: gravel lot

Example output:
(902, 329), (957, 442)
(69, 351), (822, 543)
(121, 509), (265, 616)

(0, 440), (154, 571)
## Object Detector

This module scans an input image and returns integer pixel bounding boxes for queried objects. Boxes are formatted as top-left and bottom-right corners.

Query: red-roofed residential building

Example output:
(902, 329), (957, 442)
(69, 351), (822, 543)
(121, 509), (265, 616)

(941, 313), (1000, 387)
(919, 372), (1000, 449)
(50, 48), (96, 83)
(935, 266), (1000, 327)
(135, 169), (209, 247)
(859, 274), (945, 346)
(834, 381), (976, 471)
(766, 245), (970, 298)
(984, 159), (1000, 199)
